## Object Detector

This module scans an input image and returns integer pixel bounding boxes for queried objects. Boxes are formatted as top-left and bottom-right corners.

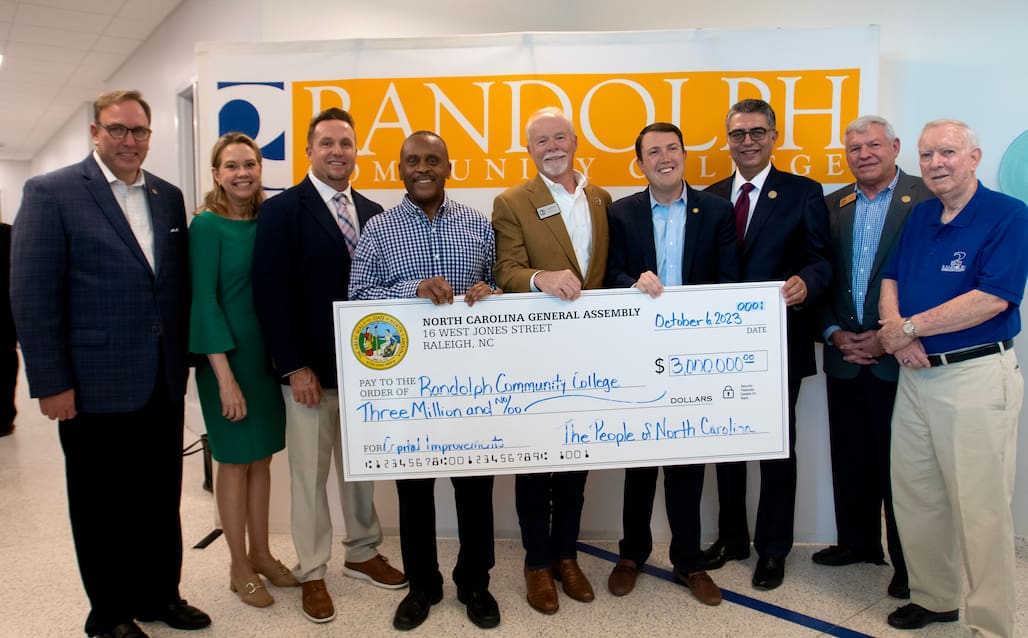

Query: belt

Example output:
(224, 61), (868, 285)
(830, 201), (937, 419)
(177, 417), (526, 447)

(927, 339), (1013, 366)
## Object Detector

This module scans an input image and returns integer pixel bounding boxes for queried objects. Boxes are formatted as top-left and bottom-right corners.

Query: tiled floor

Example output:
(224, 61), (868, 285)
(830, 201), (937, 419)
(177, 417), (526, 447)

(2, 366), (1025, 637)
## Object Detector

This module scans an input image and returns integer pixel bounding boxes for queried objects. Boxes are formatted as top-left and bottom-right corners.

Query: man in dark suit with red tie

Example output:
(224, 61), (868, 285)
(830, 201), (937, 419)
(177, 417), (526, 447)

(605, 122), (738, 606)
(700, 99), (832, 590)
(12, 90), (210, 638)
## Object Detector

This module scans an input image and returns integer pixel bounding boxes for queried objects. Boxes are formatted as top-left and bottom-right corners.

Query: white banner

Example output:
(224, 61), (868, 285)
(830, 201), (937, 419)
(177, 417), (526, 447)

(197, 27), (879, 212)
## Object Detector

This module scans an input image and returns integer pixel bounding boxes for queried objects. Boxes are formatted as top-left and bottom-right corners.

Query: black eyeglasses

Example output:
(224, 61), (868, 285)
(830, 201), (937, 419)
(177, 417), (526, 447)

(97, 122), (152, 141)
(727, 127), (769, 143)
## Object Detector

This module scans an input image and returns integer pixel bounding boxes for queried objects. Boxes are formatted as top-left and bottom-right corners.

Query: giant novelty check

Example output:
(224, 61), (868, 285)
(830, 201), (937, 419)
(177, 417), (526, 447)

(334, 283), (788, 480)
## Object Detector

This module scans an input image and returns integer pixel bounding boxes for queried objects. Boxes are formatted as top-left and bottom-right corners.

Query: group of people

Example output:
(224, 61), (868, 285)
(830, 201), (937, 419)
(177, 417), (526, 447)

(8, 87), (1025, 638)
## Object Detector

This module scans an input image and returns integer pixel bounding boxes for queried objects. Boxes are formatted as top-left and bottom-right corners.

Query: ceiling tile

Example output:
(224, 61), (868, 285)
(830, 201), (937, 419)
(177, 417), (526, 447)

(15, 4), (111, 34)
(103, 15), (160, 39)
(3, 39), (77, 62)
(0, 2), (14, 22)
(24, 0), (122, 14)
(92, 34), (142, 55)
(9, 23), (97, 49)
(115, 0), (180, 23)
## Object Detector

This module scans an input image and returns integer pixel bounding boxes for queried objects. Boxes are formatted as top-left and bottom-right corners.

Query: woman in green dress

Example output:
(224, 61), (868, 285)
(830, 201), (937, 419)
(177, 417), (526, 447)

(189, 133), (298, 607)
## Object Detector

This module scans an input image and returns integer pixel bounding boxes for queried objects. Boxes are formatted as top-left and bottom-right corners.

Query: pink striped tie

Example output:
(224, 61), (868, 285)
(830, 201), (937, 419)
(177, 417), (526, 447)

(332, 192), (358, 256)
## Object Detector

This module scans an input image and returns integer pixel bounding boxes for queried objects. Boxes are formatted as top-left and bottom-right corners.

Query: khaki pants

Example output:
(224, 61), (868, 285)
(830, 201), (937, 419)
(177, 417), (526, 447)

(283, 387), (382, 582)
(891, 348), (1022, 638)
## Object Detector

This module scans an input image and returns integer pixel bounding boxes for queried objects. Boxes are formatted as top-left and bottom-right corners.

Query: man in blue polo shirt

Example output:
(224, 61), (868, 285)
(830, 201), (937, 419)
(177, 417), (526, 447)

(878, 119), (1027, 638)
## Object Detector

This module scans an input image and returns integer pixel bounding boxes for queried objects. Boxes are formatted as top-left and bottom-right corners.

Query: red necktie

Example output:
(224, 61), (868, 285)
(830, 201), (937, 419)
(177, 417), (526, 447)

(734, 182), (755, 245)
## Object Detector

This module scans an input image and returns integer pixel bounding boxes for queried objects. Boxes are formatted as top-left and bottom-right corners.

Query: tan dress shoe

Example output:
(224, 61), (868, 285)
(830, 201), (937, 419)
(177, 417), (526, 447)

(343, 554), (408, 589)
(675, 568), (723, 606)
(608, 559), (640, 596)
(250, 557), (300, 587)
(301, 579), (336, 623)
(230, 574), (274, 608)
(553, 559), (595, 602)
(524, 566), (559, 614)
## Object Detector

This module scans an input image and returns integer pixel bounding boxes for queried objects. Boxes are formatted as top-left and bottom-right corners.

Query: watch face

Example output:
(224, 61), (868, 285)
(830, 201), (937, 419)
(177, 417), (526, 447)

(902, 321), (915, 336)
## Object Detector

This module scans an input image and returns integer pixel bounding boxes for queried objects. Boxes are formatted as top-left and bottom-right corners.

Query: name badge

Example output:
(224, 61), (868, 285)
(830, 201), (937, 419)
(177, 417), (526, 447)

(536, 203), (561, 219)
(839, 192), (857, 207)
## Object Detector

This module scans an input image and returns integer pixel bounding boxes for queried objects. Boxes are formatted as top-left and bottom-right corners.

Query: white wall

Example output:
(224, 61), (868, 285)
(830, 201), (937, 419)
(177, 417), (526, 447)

(0, 160), (31, 223)
(14, 0), (1028, 542)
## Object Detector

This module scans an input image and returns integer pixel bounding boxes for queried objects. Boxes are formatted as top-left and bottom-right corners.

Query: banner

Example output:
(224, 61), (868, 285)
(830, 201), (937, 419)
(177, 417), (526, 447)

(197, 27), (878, 212)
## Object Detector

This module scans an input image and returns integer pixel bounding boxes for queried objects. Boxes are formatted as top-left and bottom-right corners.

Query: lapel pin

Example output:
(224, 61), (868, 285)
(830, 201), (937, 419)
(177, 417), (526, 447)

(692, 207), (699, 214)
(901, 195), (911, 203)
(151, 188), (158, 195)
(594, 197), (602, 206)
(767, 190), (778, 200)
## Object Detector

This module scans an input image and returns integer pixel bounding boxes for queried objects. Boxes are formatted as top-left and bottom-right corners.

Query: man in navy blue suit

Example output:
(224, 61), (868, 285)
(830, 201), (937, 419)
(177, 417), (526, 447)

(11, 90), (210, 638)
(699, 99), (832, 590)
(252, 108), (405, 625)
(605, 122), (738, 605)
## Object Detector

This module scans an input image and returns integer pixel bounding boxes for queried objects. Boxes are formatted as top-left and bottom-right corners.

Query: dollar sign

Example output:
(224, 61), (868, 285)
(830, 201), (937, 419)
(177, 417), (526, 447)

(654, 357), (665, 374)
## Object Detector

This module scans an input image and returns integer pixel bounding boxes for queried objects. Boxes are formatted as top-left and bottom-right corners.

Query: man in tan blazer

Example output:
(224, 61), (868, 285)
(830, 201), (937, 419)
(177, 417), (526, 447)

(492, 107), (611, 615)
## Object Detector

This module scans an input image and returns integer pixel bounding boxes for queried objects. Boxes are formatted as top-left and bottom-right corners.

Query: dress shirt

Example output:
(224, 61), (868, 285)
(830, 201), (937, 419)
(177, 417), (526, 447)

(850, 171), (899, 323)
(650, 185), (688, 286)
(823, 170), (900, 342)
(349, 194), (496, 301)
(93, 150), (154, 269)
(539, 170), (592, 275)
(730, 163), (773, 234)
(308, 169), (361, 233)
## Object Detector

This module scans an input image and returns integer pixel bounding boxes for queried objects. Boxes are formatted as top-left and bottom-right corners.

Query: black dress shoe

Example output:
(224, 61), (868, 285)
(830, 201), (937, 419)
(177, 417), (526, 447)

(887, 574), (911, 599)
(700, 540), (750, 570)
(811, 545), (885, 566)
(752, 555), (785, 590)
(136, 600), (211, 630)
(393, 589), (443, 631)
(887, 603), (958, 629)
(94, 621), (150, 638)
(457, 588), (501, 629)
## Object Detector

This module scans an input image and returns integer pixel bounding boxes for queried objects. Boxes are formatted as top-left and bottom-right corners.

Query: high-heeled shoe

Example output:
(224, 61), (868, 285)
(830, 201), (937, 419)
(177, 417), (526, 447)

(230, 575), (274, 607)
(250, 557), (300, 588)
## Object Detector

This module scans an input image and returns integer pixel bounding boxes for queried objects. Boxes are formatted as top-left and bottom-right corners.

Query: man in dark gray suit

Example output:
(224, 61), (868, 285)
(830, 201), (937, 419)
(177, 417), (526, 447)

(814, 115), (930, 599)
(11, 90), (209, 638)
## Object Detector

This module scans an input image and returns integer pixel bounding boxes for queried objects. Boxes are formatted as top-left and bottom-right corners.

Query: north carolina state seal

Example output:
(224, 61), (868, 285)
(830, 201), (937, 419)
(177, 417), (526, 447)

(351, 313), (408, 370)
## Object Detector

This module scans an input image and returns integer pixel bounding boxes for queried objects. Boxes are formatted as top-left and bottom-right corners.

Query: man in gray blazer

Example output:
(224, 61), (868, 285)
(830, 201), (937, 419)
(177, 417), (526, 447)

(814, 115), (930, 599)
(11, 91), (209, 638)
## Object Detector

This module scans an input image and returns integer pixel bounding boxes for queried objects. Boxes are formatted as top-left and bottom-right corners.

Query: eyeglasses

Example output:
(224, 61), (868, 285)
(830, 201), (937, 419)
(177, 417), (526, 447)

(96, 122), (152, 141)
(727, 127), (769, 143)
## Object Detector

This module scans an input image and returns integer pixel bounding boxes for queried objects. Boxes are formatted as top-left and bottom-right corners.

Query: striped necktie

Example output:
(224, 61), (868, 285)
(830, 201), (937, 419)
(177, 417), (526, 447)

(332, 191), (358, 256)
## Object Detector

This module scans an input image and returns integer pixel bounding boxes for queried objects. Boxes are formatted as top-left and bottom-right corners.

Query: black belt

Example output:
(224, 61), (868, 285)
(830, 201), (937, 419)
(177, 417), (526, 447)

(927, 339), (1014, 366)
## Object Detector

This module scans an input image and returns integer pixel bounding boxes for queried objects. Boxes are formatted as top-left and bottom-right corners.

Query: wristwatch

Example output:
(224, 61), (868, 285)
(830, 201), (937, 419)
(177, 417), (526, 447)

(901, 318), (917, 337)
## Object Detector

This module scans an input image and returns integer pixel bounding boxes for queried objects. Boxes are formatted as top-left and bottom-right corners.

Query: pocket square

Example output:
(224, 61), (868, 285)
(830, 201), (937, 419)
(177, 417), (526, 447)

(170, 227), (180, 233)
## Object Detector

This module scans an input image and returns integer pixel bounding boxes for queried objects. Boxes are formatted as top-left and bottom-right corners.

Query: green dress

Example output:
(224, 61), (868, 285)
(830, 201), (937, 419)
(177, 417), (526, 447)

(189, 211), (285, 464)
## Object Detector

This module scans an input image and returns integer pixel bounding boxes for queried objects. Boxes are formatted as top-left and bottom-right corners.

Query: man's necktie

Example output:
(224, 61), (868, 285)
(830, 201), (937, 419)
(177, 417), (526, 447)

(733, 182), (755, 245)
(332, 192), (358, 256)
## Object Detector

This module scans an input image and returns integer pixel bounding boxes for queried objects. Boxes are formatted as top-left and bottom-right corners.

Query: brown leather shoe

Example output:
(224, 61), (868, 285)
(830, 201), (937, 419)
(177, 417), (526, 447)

(301, 579), (335, 623)
(524, 567), (559, 614)
(674, 568), (722, 606)
(608, 559), (640, 596)
(344, 554), (408, 589)
(553, 559), (595, 602)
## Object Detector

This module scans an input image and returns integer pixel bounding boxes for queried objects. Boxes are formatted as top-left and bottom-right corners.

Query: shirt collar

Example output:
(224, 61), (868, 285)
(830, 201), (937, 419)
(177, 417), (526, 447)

(648, 182), (688, 210)
(93, 150), (145, 187)
(732, 162), (772, 196)
(308, 169), (353, 205)
(855, 168), (900, 201)
(539, 170), (587, 196)
(400, 193), (451, 219)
